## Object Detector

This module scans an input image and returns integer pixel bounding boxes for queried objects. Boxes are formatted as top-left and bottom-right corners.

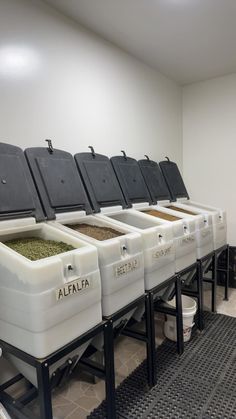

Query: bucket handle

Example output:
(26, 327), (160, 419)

(183, 322), (195, 329)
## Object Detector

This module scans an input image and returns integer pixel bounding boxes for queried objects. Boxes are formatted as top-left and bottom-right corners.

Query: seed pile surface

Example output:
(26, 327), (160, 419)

(142, 209), (181, 222)
(67, 223), (124, 241)
(167, 205), (197, 216)
(5, 237), (75, 261)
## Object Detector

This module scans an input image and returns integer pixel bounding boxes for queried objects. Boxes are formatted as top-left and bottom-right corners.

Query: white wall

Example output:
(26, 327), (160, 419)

(183, 73), (236, 244)
(0, 0), (182, 164)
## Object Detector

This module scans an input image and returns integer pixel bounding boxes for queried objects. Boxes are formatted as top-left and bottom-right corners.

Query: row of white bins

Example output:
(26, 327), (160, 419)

(0, 203), (226, 386)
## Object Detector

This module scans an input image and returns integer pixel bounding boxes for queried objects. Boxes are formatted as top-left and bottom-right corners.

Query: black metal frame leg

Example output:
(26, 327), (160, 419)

(211, 252), (217, 312)
(224, 245), (230, 301)
(196, 260), (204, 330)
(145, 292), (156, 386)
(175, 276), (184, 355)
(104, 320), (116, 419)
(216, 244), (229, 301)
(154, 275), (184, 355)
(36, 362), (52, 419)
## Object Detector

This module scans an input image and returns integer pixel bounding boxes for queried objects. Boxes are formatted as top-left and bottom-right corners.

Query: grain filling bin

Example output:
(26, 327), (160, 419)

(159, 159), (227, 252)
(25, 147), (145, 326)
(74, 152), (176, 292)
(0, 143), (102, 386)
(101, 154), (198, 274)
(138, 158), (214, 259)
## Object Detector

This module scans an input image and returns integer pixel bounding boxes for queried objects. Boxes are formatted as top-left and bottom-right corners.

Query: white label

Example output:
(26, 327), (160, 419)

(201, 229), (211, 238)
(56, 277), (91, 301)
(115, 259), (139, 278)
(182, 235), (195, 245)
(153, 246), (173, 259)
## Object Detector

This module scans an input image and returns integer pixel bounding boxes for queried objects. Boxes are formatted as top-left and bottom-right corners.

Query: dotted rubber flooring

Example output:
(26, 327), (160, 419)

(88, 312), (236, 419)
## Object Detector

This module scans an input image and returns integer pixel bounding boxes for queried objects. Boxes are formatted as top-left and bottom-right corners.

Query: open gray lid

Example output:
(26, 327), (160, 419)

(138, 158), (171, 202)
(159, 159), (189, 201)
(0, 143), (45, 221)
(74, 151), (127, 213)
(111, 154), (154, 206)
(25, 147), (92, 220)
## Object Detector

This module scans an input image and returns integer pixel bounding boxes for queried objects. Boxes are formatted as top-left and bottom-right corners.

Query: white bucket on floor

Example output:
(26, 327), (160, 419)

(164, 296), (197, 342)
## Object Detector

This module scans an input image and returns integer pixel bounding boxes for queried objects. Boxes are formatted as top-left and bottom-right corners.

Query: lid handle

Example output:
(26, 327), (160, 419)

(88, 145), (95, 158)
(144, 154), (150, 161)
(121, 150), (127, 160)
(45, 139), (54, 154)
(165, 156), (170, 162)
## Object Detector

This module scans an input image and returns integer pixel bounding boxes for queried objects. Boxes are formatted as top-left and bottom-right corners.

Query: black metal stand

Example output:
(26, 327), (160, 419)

(180, 250), (224, 330)
(113, 294), (156, 388)
(215, 244), (229, 301)
(1, 254), (219, 419)
(176, 262), (205, 330)
(0, 293), (160, 419)
(154, 275), (184, 356)
(199, 251), (217, 314)
(0, 321), (116, 419)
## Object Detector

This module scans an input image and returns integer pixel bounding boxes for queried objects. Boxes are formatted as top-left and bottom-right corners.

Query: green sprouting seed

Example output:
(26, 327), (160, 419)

(4, 237), (75, 261)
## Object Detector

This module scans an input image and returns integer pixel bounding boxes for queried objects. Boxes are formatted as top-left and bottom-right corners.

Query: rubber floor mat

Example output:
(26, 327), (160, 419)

(88, 312), (236, 419)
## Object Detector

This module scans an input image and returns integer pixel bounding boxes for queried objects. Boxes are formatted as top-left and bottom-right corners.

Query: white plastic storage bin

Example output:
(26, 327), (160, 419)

(25, 147), (145, 319)
(153, 203), (214, 259)
(0, 142), (102, 388)
(49, 213), (145, 316)
(0, 221), (102, 358)
(176, 200), (227, 251)
(134, 204), (199, 268)
(73, 152), (197, 276)
(101, 206), (196, 274)
(107, 155), (198, 273)
(159, 159), (227, 251)
(137, 158), (214, 259)
(97, 209), (175, 290)
(72, 152), (175, 290)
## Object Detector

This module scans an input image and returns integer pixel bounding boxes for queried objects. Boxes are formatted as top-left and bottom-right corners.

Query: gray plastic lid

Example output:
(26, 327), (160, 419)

(111, 155), (154, 206)
(159, 159), (189, 201)
(0, 143), (45, 221)
(25, 147), (92, 220)
(138, 158), (171, 202)
(74, 152), (127, 213)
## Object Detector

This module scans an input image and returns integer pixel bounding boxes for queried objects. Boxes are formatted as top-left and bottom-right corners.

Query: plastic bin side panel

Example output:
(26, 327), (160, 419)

(99, 251), (144, 296)
(144, 263), (175, 290)
(0, 269), (101, 332)
(101, 277), (144, 316)
(0, 301), (102, 358)
(7, 341), (89, 388)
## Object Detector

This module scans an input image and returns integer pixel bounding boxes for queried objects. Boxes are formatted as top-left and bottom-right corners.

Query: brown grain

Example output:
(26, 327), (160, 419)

(167, 206), (197, 216)
(142, 209), (181, 222)
(67, 223), (124, 241)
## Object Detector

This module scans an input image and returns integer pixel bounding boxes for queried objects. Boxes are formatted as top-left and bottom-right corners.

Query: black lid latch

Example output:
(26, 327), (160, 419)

(88, 146), (95, 158)
(121, 150), (127, 160)
(45, 139), (54, 154)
